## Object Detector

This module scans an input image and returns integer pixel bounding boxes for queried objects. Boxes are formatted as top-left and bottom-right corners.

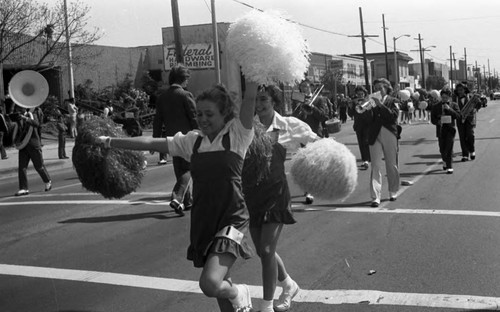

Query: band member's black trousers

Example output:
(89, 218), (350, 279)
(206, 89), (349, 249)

(355, 127), (371, 162)
(456, 121), (475, 157)
(58, 134), (67, 158)
(171, 156), (192, 207)
(438, 126), (456, 169)
(18, 144), (51, 190)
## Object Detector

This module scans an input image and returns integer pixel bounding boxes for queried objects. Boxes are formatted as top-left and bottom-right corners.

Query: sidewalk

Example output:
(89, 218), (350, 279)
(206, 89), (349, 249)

(0, 135), (75, 180)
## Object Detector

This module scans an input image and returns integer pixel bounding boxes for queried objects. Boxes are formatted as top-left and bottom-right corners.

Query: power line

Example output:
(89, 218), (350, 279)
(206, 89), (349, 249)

(230, 0), (349, 37)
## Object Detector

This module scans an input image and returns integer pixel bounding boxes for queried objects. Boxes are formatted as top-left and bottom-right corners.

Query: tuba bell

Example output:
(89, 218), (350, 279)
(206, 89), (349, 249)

(7, 70), (49, 149)
(8, 70), (49, 109)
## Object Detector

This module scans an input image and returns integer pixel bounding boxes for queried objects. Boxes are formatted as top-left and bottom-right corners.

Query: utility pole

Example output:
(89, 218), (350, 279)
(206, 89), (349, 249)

(349, 7), (379, 90)
(382, 14), (389, 79)
(171, 0), (184, 64)
(452, 53), (457, 83)
(449, 46), (453, 88)
(483, 64), (486, 91)
(488, 59), (491, 91)
(211, 0), (221, 83)
(476, 60), (480, 92)
(63, 0), (75, 98)
(415, 34), (426, 90)
(464, 47), (467, 81)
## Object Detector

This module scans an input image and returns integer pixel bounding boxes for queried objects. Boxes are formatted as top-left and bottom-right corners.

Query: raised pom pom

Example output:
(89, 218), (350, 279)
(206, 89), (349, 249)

(72, 117), (146, 199)
(430, 89), (441, 101)
(226, 10), (310, 85)
(290, 139), (358, 201)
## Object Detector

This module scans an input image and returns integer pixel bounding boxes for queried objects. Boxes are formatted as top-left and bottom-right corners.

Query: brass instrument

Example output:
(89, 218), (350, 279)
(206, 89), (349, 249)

(7, 70), (49, 149)
(292, 84), (324, 116)
(460, 94), (481, 123)
(355, 91), (381, 114)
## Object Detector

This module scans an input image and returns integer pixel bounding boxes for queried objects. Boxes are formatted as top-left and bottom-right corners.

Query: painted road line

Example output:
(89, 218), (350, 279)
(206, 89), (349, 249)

(0, 200), (169, 206)
(3, 192), (171, 198)
(295, 206), (500, 218)
(0, 264), (499, 310)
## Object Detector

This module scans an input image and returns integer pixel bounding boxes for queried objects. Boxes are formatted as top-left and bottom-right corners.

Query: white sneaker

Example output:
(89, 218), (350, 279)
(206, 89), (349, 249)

(15, 189), (29, 196)
(274, 280), (299, 312)
(45, 181), (52, 192)
(158, 159), (167, 165)
(231, 284), (252, 312)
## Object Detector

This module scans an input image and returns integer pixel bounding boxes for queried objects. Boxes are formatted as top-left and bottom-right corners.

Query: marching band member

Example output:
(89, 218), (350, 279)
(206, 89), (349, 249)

(13, 106), (52, 196)
(453, 82), (480, 161)
(352, 86), (372, 170)
(367, 78), (400, 207)
(98, 84), (256, 312)
(291, 79), (329, 204)
(245, 84), (317, 312)
(431, 88), (460, 174)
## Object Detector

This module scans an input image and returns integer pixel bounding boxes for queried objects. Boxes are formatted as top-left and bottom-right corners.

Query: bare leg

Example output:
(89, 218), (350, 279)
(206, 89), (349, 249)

(250, 223), (284, 300)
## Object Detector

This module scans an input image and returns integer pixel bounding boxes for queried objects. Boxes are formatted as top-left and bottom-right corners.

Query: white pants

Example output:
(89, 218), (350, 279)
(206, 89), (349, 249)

(369, 127), (400, 202)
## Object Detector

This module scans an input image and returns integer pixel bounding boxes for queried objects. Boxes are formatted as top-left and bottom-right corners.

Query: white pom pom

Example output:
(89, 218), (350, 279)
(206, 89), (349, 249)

(398, 90), (411, 101)
(430, 89), (441, 100)
(418, 101), (428, 110)
(290, 139), (358, 201)
(226, 10), (310, 85)
(411, 92), (420, 100)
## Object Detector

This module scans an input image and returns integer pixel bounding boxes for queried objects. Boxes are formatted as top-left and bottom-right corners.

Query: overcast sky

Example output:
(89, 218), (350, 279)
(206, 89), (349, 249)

(51, 0), (500, 75)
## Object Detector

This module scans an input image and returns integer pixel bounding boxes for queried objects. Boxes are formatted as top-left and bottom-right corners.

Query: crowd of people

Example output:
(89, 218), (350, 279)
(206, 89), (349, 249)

(0, 67), (487, 311)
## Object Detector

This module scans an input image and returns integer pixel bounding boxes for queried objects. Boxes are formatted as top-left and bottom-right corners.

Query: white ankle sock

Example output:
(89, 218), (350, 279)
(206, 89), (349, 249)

(281, 275), (293, 289)
(261, 299), (273, 310)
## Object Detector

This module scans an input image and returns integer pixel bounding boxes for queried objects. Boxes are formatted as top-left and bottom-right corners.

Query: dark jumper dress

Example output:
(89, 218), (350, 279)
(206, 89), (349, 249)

(187, 133), (254, 268)
(244, 134), (296, 228)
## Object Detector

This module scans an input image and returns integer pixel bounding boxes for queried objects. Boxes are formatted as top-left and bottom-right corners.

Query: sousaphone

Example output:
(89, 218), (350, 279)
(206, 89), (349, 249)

(8, 70), (49, 149)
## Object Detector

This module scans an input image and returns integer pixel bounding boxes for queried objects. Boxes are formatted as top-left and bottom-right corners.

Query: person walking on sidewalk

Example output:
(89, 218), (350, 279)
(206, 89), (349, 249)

(0, 106), (9, 160)
(56, 114), (69, 159)
(153, 64), (198, 216)
(12, 107), (52, 196)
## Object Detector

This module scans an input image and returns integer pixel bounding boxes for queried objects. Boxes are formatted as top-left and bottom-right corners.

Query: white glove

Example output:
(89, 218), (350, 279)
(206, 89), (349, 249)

(97, 136), (111, 148)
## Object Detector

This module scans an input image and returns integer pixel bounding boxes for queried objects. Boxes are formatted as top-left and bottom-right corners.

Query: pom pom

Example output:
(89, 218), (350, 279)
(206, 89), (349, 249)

(411, 92), (420, 100)
(72, 116), (146, 199)
(226, 10), (310, 85)
(398, 90), (411, 101)
(242, 120), (274, 188)
(430, 89), (441, 101)
(418, 101), (428, 110)
(405, 87), (414, 93)
(290, 139), (357, 201)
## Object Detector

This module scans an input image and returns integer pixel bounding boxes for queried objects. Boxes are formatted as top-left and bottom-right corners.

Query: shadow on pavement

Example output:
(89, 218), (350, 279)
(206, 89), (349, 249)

(58, 210), (180, 224)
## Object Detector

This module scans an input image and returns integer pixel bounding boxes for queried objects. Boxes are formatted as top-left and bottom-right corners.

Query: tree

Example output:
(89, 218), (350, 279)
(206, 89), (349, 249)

(0, 0), (103, 100)
(0, 0), (102, 67)
(425, 75), (447, 90)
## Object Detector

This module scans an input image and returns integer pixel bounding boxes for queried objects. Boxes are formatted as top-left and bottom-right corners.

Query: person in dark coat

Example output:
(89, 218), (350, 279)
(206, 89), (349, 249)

(366, 78), (400, 207)
(56, 114), (69, 159)
(352, 86), (372, 170)
(431, 88), (460, 174)
(153, 64), (198, 215)
(453, 82), (481, 161)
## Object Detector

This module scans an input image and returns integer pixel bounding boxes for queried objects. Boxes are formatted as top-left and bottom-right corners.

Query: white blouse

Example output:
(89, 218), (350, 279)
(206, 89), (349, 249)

(265, 112), (318, 153)
(167, 118), (254, 162)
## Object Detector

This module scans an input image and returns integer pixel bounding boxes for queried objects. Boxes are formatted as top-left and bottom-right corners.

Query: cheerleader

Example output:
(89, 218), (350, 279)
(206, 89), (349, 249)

(98, 84), (256, 312)
(244, 84), (317, 312)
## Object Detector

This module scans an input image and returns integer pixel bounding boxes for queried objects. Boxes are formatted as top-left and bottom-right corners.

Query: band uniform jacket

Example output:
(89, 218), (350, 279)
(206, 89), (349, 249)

(291, 95), (329, 137)
(367, 95), (400, 145)
(430, 101), (461, 138)
(153, 85), (198, 137)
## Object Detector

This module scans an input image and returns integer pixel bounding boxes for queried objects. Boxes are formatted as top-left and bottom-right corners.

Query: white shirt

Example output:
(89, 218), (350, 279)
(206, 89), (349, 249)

(263, 112), (318, 154)
(167, 118), (254, 162)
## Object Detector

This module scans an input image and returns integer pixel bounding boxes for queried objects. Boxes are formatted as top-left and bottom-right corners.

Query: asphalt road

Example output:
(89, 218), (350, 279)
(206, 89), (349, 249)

(1, 101), (500, 311)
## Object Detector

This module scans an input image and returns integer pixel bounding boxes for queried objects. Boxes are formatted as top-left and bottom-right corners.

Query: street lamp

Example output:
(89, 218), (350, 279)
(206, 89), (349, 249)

(393, 34), (410, 89)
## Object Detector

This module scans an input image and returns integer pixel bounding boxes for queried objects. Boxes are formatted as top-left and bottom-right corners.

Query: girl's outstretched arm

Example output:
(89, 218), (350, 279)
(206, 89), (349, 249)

(99, 136), (169, 154)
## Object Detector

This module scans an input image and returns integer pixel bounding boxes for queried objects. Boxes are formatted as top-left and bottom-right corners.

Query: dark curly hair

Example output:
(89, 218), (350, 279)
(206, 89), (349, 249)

(373, 78), (393, 95)
(196, 84), (236, 123)
(258, 84), (284, 114)
(168, 64), (190, 85)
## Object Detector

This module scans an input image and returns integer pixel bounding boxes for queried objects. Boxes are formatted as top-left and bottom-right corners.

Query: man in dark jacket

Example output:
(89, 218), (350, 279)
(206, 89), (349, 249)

(153, 64), (198, 216)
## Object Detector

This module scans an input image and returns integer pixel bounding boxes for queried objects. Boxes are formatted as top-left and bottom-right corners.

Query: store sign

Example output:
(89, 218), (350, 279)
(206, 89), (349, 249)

(164, 43), (215, 70)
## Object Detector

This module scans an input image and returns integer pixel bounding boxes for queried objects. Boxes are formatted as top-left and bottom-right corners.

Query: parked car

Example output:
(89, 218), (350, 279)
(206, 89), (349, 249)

(493, 92), (500, 100)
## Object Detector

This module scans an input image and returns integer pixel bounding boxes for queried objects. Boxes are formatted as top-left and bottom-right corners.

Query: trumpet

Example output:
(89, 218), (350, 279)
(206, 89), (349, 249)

(355, 98), (376, 114)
